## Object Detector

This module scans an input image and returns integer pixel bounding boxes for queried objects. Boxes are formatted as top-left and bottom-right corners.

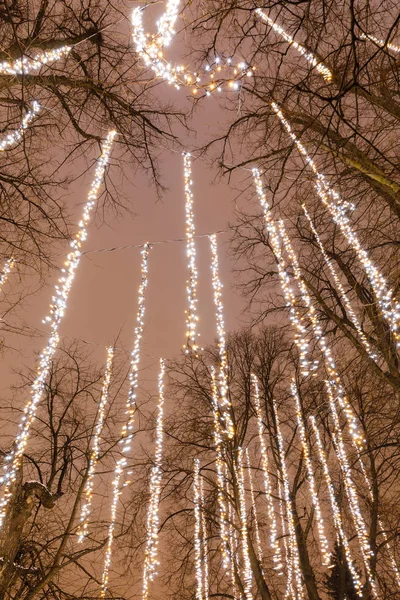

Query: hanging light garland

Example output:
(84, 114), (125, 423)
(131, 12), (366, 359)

(78, 346), (114, 542)
(250, 373), (282, 571)
(0, 130), (116, 529)
(0, 45), (72, 75)
(245, 447), (263, 567)
(0, 101), (40, 152)
(209, 234), (235, 439)
(290, 381), (331, 566)
(254, 9), (332, 81)
(183, 153), (200, 354)
(309, 416), (364, 596)
(101, 243), (150, 598)
(194, 459), (204, 600)
(0, 257), (15, 293)
(360, 33), (400, 53)
(234, 447), (253, 600)
(142, 358), (165, 600)
(271, 102), (400, 349)
(200, 476), (210, 600)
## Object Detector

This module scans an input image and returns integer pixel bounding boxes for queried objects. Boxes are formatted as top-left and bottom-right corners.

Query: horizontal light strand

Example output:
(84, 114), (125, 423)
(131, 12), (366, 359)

(0, 45), (71, 75)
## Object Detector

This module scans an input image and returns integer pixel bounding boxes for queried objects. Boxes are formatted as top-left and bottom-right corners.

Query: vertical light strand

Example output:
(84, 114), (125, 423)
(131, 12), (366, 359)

(101, 243), (150, 598)
(273, 399), (305, 600)
(0, 102), (40, 152)
(0, 258), (15, 294)
(209, 235), (235, 439)
(252, 170), (317, 376)
(251, 373), (282, 571)
(78, 346), (115, 542)
(142, 358), (165, 600)
(254, 9), (332, 81)
(194, 458), (204, 600)
(0, 45), (72, 75)
(0, 131), (116, 528)
(245, 447), (263, 567)
(309, 416), (364, 596)
(271, 101), (400, 347)
(200, 476), (209, 600)
(234, 448), (253, 600)
(227, 497), (240, 600)
(277, 478), (295, 599)
(183, 153), (200, 354)
(210, 366), (234, 584)
(291, 381), (331, 566)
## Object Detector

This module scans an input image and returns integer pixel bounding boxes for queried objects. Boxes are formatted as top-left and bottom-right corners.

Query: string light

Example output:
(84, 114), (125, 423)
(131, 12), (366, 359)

(291, 381), (331, 566)
(250, 373), (282, 571)
(234, 447), (253, 600)
(183, 153), (200, 354)
(272, 102), (400, 349)
(0, 45), (72, 75)
(0, 130), (116, 528)
(254, 9), (332, 81)
(209, 235), (235, 439)
(101, 243), (150, 597)
(0, 102), (40, 152)
(227, 494), (240, 600)
(78, 346), (114, 542)
(0, 258), (14, 293)
(309, 416), (364, 596)
(360, 33), (400, 53)
(194, 459), (204, 600)
(142, 358), (165, 600)
(277, 479), (294, 599)
(200, 476), (210, 600)
(245, 447), (263, 567)
(273, 399), (305, 600)
(253, 169), (318, 376)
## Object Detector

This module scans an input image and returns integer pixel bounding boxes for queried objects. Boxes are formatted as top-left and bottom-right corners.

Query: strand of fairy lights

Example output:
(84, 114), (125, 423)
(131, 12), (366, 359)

(142, 358), (165, 600)
(272, 102), (400, 348)
(0, 257), (14, 293)
(183, 153), (200, 354)
(209, 235), (235, 439)
(101, 243), (150, 597)
(200, 476), (209, 600)
(277, 478), (294, 600)
(302, 204), (378, 361)
(273, 399), (305, 600)
(0, 45), (72, 75)
(253, 169), (317, 377)
(234, 447), (253, 600)
(194, 459), (204, 600)
(360, 33), (400, 54)
(251, 373), (283, 571)
(78, 346), (114, 542)
(309, 416), (364, 596)
(210, 367), (235, 585)
(245, 448), (263, 568)
(291, 381), (331, 566)
(227, 497), (240, 600)
(0, 101), (40, 152)
(0, 130), (116, 528)
(254, 9), (332, 81)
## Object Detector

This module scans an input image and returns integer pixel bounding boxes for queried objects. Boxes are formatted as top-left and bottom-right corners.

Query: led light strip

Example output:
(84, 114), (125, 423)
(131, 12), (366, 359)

(245, 447), (263, 567)
(309, 416), (363, 596)
(273, 399), (305, 600)
(200, 476), (209, 600)
(254, 9), (332, 81)
(272, 102), (400, 348)
(234, 448), (253, 600)
(0, 258), (15, 293)
(78, 346), (114, 542)
(0, 45), (72, 75)
(277, 478), (294, 599)
(360, 33), (400, 53)
(183, 153), (200, 354)
(0, 101), (40, 152)
(101, 243), (150, 597)
(251, 373), (282, 571)
(291, 381), (331, 566)
(0, 130), (116, 528)
(209, 235), (235, 439)
(142, 358), (165, 600)
(194, 459), (204, 600)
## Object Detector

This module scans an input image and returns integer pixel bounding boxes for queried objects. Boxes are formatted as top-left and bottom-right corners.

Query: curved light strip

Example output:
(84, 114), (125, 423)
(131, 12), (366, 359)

(360, 33), (400, 54)
(0, 130), (116, 528)
(0, 258), (15, 293)
(0, 45), (72, 75)
(0, 102), (40, 152)
(245, 447), (263, 567)
(78, 346), (114, 542)
(235, 447), (253, 600)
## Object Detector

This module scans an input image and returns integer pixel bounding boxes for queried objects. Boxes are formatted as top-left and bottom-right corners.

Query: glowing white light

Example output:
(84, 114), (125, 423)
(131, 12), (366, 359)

(194, 459), (204, 600)
(0, 102), (40, 152)
(143, 358), (165, 600)
(277, 479), (294, 599)
(255, 9), (332, 81)
(0, 258), (14, 293)
(200, 476), (209, 600)
(78, 346), (114, 542)
(234, 447), (253, 600)
(272, 102), (400, 349)
(251, 373), (282, 571)
(209, 235), (235, 439)
(0, 45), (72, 75)
(360, 33), (400, 53)
(0, 131), (116, 528)
(245, 447), (263, 567)
(183, 153), (200, 353)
